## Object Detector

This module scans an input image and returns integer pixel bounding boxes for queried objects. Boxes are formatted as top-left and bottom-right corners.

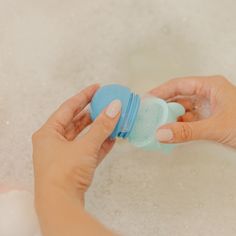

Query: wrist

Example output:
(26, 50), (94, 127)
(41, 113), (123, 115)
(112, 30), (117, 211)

(34, 181), (85, 212)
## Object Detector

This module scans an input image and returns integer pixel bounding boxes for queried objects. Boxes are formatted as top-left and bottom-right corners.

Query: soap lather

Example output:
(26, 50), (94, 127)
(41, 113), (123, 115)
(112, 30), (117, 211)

(90, 84), (185, 153)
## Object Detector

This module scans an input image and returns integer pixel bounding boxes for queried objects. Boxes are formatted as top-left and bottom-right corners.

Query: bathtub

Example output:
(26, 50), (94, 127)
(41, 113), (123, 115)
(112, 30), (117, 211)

(0, 1), (236, 235)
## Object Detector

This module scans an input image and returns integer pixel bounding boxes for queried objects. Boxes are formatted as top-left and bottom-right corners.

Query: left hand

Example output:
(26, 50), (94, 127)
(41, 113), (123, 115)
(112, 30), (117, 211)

(32, 84), (121, 206)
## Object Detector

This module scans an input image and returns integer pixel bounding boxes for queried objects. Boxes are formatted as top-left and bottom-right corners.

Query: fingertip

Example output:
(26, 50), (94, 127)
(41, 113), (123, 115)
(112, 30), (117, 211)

(148, 88), (167, 99)
(156, 128), (174, 143)
(82, 100), (121, 150)
(105, 100), (122, 118)
(92, 83), (100, 90)
(85, 83), (100, 94)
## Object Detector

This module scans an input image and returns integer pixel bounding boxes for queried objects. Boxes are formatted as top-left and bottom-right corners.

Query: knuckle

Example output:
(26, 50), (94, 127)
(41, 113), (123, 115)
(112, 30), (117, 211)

(32, 128), (51, 145)
(32, 130), (42, 142)
(80, 139), (98, 155)
(68, 166), (94, 192)
(178, 123), (193, 141)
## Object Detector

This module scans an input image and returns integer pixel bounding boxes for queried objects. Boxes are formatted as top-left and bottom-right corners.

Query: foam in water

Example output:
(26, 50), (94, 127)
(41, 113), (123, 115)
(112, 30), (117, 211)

(0, 190), (40, 236)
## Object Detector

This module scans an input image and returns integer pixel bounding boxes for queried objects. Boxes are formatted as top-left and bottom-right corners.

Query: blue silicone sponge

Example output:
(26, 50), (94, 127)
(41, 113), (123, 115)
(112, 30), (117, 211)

(90, 84), (185, 152)
(90, 84), (141, 139)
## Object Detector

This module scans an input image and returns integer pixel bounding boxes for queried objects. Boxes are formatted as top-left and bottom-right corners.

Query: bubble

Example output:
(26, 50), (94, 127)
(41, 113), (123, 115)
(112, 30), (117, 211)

(0, 190), (40, 236)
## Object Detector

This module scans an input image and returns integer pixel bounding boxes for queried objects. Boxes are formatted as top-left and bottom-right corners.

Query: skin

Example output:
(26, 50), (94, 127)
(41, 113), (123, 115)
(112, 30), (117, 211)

(32, 84), (119, 236)
(151, 75), (236, 149)
(32, 76), (236, 236)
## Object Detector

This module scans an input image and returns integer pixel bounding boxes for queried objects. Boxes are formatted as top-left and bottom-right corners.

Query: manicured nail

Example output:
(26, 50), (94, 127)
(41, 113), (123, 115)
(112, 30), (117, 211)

(156, 129), (173, 142)
(106, 100), (122, 118)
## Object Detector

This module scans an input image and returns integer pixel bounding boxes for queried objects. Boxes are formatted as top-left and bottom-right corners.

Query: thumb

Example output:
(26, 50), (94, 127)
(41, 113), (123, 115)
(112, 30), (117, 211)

(156, 118), (216, 143)
(83, 100), (122, 151)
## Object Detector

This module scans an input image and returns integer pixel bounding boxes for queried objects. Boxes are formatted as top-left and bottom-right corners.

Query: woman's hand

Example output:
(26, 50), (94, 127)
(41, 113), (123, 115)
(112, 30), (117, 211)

(32, 84), (121, 236)
(150, 76), (236, 149)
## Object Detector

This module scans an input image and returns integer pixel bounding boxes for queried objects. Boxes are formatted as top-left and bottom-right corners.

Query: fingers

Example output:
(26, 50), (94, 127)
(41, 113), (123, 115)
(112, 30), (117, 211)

(178, 112), (196, 122)
(156, 118), (216, 143)
(74, 111), (92, 134)
(46, 84), (99, 133)
(149, 76), (209, 100)
(171, 98), (194, 111)
(64, 111), (92, 141)
(82, 100), (122, 151)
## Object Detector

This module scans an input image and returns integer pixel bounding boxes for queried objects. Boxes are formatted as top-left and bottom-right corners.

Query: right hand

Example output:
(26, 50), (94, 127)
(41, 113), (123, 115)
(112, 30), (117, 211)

(149, 76), (236, 149)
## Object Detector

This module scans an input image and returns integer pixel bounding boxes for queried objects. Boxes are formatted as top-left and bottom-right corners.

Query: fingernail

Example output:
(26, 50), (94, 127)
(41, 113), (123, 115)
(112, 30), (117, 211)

(156, 129), (173, 142)
(106, 100), (122, 118)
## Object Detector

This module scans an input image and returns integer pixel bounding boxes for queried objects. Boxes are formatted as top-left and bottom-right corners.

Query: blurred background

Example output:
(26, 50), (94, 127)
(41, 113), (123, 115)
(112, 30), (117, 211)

(0, 0), (236, 235)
